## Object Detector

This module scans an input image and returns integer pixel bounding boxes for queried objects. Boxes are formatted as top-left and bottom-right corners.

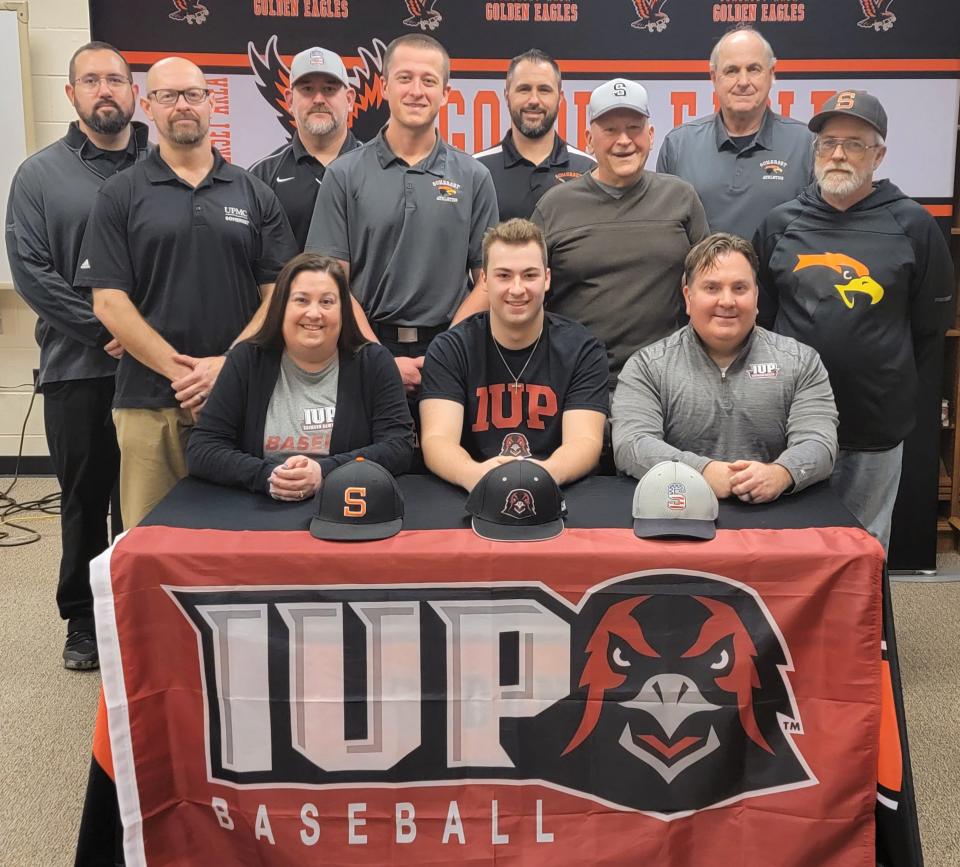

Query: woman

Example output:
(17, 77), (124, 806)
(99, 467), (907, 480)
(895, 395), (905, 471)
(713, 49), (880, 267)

(187, 253), (414, 500)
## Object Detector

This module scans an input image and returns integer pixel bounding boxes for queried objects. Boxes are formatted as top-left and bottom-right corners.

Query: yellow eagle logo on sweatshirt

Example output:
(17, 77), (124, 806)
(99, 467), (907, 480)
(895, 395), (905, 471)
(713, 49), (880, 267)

(793, 253), (885, 309)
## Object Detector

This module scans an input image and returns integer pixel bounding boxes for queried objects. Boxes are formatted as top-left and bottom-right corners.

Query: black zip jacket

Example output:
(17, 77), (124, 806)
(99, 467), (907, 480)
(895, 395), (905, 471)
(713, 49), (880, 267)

(754, 180), (953, 450)
(5, 121), (151, 385)
(187, 341), (415, 494)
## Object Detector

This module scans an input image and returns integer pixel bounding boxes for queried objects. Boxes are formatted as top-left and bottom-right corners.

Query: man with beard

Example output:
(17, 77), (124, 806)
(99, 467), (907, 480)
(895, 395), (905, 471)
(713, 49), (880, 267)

(76, 57), (298, 530)
(475, 49), (594, 221)
(248, 47), (361, 249)
(5, 41), (148, 670)
(754, 90), (953, 549)
(306, 34), (498, 397)
(657, 27), (813, 240)
(533, 78), (708, 390)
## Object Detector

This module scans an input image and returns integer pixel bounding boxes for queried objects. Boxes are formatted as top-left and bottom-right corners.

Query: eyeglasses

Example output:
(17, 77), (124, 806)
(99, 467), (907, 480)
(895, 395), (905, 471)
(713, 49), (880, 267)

(814, 137), (882, 157)
(74, 74), (131, 91)
(147, 88), (210, 106)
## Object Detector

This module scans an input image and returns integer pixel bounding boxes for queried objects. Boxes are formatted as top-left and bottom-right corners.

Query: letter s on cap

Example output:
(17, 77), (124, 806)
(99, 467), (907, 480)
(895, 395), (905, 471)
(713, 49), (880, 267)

(835, 91), (857, 110)
(343, 486), (367, 518)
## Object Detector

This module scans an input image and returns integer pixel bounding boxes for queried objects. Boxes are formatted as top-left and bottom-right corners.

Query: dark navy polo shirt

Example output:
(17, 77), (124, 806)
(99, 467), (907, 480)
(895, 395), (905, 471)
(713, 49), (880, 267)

(305, 127), (499, 328)
(248, 129), (360, 250)
(657, 109), (814, 240)
(75, 147), (298, 409)
(475, 131), (595, 221)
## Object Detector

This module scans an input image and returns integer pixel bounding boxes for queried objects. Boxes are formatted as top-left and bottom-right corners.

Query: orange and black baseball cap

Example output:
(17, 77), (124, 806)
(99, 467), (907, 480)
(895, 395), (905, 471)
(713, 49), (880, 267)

(309, 458), (404, 541)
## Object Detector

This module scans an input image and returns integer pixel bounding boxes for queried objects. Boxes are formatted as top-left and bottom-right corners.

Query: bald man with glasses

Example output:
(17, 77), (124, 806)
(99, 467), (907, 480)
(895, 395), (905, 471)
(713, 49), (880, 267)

(76, 56), (298, 530)
(754, 90), (953, 551)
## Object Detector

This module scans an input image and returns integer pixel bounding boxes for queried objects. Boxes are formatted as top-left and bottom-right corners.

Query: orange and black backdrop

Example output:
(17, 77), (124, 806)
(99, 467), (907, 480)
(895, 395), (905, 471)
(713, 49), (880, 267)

(87, 0), (960, 562)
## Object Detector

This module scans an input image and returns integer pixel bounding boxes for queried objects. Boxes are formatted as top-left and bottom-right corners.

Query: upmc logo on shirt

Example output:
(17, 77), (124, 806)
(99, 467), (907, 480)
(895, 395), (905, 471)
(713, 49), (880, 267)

(224, 205), (250, 226)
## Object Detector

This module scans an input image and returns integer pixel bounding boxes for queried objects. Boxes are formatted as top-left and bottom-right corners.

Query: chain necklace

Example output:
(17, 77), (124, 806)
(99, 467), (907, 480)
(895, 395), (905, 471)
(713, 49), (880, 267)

(493, 328), (543, 391)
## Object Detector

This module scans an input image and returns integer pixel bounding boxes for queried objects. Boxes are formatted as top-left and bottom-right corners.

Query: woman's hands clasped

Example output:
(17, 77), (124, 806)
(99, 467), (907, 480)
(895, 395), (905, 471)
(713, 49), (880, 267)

(269, 455), (323, 501)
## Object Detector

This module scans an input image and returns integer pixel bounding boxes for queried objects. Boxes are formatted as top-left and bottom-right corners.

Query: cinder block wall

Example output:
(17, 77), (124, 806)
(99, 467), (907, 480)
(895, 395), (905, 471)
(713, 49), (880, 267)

(0, 1), (91, 459)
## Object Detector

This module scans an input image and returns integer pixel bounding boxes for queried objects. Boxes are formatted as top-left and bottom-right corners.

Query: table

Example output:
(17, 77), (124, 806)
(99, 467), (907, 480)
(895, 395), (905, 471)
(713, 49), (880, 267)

(77, 476), (923, 866)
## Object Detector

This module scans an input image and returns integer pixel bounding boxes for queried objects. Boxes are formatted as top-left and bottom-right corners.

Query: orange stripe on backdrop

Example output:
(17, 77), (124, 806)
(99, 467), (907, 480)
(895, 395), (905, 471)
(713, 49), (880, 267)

(122, 51), (960, 74)
(925, 205), (953, 217)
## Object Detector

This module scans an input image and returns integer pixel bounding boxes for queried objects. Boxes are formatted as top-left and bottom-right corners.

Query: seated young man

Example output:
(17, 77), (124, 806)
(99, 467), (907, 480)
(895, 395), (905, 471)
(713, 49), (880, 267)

(611, 232), (838, 504)
(420, 218), (609, 491)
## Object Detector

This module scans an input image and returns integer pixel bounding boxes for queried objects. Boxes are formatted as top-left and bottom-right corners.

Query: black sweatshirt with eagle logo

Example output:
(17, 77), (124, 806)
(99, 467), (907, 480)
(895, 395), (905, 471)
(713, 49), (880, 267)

(754, 179), (953, 450)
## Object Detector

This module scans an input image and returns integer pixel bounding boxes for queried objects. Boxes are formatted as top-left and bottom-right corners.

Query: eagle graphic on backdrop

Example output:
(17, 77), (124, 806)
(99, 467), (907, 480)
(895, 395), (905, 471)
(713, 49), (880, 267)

(630, 0), (670, 32)
(247, 36), (389, 143)
(168, 0), (208, 24)
(793, 253), (885, 310)
(404, 0), (442, 30)
(858, 0), (896, 31)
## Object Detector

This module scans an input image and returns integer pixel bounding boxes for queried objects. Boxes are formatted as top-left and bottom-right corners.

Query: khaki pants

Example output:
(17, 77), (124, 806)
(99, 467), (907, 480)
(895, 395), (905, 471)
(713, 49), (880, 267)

(113, 407), (194, 530)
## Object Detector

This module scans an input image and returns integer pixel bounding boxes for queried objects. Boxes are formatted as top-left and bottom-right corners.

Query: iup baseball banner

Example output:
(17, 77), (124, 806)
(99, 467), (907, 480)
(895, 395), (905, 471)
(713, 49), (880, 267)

(92, 524), (884, 866)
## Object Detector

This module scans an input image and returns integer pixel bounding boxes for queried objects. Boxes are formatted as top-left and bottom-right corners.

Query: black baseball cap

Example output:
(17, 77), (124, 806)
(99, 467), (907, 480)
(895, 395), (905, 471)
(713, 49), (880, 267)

(309, 458), (404, 541)
(465, 460), (565, 542)
(809, 90), (888, 140)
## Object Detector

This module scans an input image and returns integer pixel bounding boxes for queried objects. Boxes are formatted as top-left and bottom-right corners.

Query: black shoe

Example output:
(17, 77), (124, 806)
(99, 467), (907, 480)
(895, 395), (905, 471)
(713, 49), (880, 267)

(63, 629), (99, 671)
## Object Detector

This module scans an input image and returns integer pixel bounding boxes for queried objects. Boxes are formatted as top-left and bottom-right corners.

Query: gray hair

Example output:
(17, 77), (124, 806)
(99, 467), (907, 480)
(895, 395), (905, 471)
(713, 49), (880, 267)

(709, 27), (776, 71)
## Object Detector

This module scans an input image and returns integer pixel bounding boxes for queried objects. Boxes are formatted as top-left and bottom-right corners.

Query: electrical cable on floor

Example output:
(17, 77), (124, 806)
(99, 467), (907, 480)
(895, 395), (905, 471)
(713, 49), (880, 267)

(1, 384), (61, 548)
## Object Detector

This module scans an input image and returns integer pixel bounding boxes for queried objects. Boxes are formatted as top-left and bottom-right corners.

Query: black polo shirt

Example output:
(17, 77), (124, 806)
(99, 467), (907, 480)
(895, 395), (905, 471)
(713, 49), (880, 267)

(248, 130), (361, 250)
(75, 147), (298, 409)
(474, 131), (595, 221)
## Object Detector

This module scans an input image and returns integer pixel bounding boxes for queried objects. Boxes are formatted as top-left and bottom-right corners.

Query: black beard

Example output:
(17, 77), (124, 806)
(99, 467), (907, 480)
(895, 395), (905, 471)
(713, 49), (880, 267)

(510, 106), (558, 140)
(81, 103), (133, 136)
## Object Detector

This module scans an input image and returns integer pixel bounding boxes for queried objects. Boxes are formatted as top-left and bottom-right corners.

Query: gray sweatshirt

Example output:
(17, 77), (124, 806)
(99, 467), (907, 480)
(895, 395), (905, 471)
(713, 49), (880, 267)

(611, 325), (838, 491)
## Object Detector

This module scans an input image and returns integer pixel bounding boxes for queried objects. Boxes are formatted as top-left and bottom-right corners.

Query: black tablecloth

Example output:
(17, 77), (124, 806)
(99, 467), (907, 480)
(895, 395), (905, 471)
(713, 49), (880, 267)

(144, 475), (858, 533)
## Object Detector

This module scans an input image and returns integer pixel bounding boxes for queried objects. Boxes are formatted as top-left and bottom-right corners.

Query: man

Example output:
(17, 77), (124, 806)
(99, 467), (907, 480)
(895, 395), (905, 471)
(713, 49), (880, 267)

(656, 27), (813, 241)
(248, 46), (361, 250)
(612, 233), (838, 503)
(306, 34), (499, 395)
(474, 49), (594, 221)
(755, 90), (953, 548)
(420, 218), (608, 491)
(533, 78), (708, 388)
(76, 57), (298, 530)
(5, 42), (149, 670)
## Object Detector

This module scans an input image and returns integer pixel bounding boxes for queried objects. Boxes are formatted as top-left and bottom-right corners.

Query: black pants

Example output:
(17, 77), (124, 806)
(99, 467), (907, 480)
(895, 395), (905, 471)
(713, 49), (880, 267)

(373, 331), (436, 473)
(42, 377), (121, 629)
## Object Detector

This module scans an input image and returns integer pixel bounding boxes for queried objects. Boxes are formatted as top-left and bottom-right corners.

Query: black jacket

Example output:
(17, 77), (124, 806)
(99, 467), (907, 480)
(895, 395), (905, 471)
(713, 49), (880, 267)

(754, 180), (954, 450)
(187, 341), (415, 494)
(5, 121), (151, 385)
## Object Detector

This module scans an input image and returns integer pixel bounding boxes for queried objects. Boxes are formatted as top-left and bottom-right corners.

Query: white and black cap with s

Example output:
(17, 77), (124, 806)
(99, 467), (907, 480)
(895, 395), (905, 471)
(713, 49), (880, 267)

(632, 459), (719, 541)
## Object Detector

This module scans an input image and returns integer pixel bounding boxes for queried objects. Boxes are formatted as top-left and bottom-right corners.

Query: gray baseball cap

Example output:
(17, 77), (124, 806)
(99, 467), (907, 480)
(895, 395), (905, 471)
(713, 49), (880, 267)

(289, 47), (350, 89)
(588, 79), (650, 124)
(632, 459), (718, 541)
